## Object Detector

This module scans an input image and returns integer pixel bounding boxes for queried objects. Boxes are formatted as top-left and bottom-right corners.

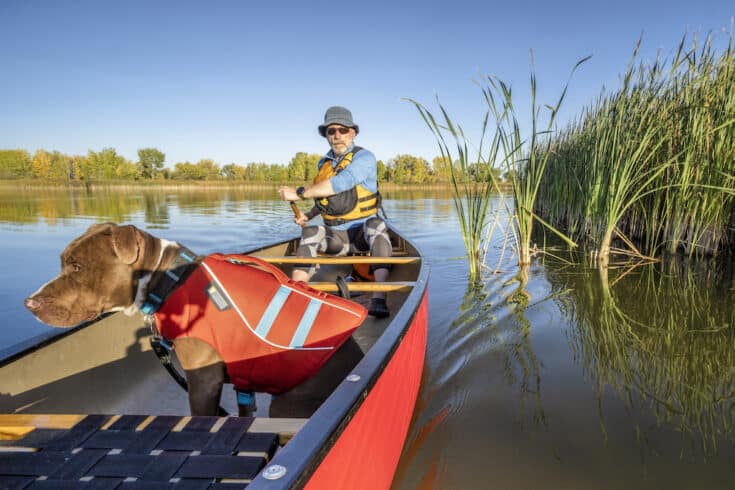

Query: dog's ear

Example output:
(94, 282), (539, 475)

(111, 225), (143, 265)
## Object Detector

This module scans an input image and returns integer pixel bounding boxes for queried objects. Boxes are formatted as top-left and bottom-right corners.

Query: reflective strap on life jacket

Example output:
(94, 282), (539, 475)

(201, 264), (332, 351)
(254, 286), (291, 338)
(291, 299), (322, 348)
(255, 286), (324, 348)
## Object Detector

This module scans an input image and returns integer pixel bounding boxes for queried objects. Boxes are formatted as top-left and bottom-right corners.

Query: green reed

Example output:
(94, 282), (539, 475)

(406, 98), (502, 278)
(483, 54), (587, 265)
(408, 54), (585, 275)
(535, 33), (735, 263)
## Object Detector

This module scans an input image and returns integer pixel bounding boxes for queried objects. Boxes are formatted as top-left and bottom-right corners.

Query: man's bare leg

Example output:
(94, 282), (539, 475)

(292, 268), (310, 282)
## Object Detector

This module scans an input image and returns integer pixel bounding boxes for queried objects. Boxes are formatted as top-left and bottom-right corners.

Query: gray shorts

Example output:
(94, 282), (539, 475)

(295, 216), (392, 277)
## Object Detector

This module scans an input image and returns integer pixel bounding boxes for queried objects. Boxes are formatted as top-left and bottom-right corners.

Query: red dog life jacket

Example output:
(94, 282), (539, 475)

(154, 254), (367, 394)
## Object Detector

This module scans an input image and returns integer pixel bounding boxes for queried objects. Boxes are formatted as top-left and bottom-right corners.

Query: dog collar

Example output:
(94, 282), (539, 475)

(141, 248), (199, 315)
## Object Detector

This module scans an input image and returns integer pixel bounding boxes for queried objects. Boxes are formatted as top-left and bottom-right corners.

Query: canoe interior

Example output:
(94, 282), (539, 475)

(0, 230), (421, 420)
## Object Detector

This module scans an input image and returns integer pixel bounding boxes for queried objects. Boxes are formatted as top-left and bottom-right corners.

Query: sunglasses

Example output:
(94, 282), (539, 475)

(326, 127), (351, 136)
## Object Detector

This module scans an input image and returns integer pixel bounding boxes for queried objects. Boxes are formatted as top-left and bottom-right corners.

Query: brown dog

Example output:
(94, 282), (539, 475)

(25, 223), (234, 415)
(25, 222), (364, 417)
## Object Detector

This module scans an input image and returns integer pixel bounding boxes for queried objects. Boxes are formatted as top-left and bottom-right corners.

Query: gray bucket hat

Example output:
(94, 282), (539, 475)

(318, 106), (359, 137)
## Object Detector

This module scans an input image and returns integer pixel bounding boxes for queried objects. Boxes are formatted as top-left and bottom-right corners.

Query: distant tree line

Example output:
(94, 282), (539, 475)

(0, 148), (503, 184)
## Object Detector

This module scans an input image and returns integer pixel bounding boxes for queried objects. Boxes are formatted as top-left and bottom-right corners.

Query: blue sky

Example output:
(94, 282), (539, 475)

(1, 1), (733, 167)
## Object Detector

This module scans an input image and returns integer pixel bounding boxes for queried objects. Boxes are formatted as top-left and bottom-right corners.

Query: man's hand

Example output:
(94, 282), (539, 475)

(278, 186), (299, 201)
(294, 213), (309, 226)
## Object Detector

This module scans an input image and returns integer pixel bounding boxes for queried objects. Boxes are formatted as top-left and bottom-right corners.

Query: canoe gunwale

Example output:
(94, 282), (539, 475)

(0, 314), (113, 368)
(248, 232), (430, 489)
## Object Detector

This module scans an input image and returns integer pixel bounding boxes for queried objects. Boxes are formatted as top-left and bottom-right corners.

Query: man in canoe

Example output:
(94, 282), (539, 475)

(278, 106), (392, 318)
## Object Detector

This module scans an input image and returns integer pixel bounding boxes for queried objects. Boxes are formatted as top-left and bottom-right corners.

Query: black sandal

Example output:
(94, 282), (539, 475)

(368, 298), (390, 318)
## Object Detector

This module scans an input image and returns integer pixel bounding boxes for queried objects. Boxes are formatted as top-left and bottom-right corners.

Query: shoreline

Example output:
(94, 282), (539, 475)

(0, 179), (510, 191)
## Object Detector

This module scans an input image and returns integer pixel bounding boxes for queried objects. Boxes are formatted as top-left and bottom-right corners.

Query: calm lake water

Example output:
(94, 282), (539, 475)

(1, 185), (734, 489)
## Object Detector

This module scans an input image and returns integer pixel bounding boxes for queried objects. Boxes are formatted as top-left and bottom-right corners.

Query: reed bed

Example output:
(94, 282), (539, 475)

(535, 33), (735, 264)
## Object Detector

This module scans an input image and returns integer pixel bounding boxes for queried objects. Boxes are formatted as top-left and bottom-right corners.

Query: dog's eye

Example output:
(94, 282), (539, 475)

(72, 263), (82, 272)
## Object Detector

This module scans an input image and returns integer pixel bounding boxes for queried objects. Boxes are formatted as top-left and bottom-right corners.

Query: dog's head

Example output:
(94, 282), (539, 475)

(25, 223), (159, 327)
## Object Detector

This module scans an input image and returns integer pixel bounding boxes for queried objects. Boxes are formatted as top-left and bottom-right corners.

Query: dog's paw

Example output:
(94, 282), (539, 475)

(123, 304), (140, 316)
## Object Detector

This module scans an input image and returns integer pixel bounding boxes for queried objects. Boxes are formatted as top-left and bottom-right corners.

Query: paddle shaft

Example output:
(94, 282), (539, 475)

(289, 201), (305, 227)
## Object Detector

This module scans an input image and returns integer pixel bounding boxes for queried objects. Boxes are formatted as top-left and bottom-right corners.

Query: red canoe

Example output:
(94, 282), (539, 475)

(0, 228), (429, 489)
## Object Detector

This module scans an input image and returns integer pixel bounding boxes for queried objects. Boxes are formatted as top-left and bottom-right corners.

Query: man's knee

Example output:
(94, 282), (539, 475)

(364, 217), (391, 255)
(301, 225), (322, 242)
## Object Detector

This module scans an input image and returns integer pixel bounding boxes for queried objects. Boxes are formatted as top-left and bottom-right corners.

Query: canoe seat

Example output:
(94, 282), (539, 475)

(0, 414), (306, 485)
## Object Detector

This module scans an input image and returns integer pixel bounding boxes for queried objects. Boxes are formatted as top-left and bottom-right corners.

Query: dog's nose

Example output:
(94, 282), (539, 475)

(25, 297), (41, 312)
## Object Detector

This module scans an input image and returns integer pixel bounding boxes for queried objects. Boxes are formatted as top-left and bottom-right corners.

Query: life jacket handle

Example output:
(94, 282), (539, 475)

(209, 253), (292, 284)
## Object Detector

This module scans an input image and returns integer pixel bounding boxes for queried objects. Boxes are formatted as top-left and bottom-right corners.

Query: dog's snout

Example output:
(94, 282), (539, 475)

(25, 296), (42, 312)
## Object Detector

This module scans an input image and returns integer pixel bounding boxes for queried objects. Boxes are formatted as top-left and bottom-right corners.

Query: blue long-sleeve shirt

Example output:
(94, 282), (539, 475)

(318, 145), (378, 230)
(319, 145), (378, 194)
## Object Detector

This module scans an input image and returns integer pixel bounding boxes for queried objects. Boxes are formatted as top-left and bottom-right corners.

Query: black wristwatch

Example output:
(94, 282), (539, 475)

(296, 186), (306, 199)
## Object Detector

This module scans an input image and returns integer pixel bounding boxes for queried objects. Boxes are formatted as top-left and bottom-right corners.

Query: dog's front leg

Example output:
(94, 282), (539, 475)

(185, 362), (227, 416)
(173, 338), (227, 416)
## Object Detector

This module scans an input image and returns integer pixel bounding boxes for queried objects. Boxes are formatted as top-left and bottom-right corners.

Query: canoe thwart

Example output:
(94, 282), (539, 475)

(258, 256), (419, 265)
(309, 281), (414, 292)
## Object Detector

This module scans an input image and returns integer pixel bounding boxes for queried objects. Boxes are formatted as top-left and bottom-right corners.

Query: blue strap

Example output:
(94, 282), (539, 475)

(141, 293), (163, 315)
(236, 390), (255, 407)
(290, 299), (322, 348)
(254, 286), (291, 338)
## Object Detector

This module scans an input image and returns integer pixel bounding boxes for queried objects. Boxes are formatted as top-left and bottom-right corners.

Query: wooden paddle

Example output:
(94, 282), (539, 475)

(289, 201), (305, 227)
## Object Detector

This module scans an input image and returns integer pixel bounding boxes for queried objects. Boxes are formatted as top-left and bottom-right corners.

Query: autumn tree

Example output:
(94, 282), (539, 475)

(377, 159), (387, 181)
(244, 162), (269, 182)
(31, 150), (52, 179)
(268, 163), (288, 182)
(197, 159), (221, 180)
(221, 163), (247, 180)
(83, 148), (129, 180)
(287, 152), (321, 181)
(172, 162), (207, 180)
(432, 156), (451, 183)
(0, 150), (32, 178)
(390, 154), (430, 184)
(137, 148), (165, 179)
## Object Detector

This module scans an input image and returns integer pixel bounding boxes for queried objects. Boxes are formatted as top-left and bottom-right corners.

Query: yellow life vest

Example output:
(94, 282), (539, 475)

(314, 147), (380, 226)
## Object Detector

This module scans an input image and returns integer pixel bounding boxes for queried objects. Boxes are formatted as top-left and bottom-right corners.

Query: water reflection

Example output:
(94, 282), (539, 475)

(0, 186), (286, 225)
(3, 185), (735, 487)
(548, 257), (735, 456)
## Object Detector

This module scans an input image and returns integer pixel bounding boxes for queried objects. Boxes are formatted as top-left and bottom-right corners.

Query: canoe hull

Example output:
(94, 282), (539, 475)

(305, 290), (428, 489)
